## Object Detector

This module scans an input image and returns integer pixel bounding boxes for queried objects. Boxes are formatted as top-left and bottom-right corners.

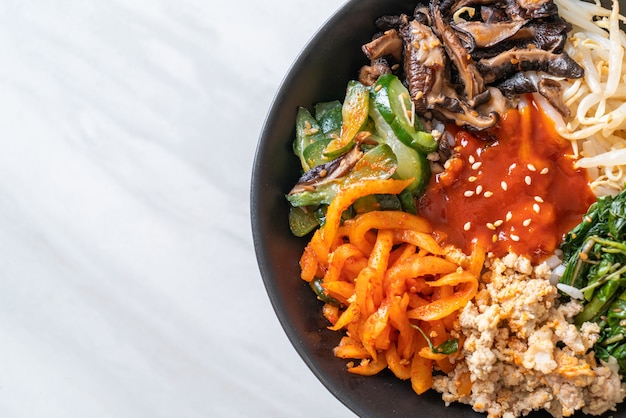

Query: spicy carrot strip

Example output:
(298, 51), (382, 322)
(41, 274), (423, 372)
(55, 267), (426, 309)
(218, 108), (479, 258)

(369, 229), (394, 276)
(388, 243), (417, 268)
(321, 178), (414, 252)
(308, 228), (329, 265)
(385, 254), (458, 284)
(388, 293), (412, 336)
(384, 255), (458, 297)
(388, 293), (416, 360)
(348, 210), (432, 254)
(392, 229), (446, 255)
(323, 280), (355, 304)
(328, 302), (360, 331)
(407, 271), (478, 321)
(386, 341), (412, 380)
(408, 292), (430, 309)
(343, 257), (369, 281)
(334, 336), (371, 359)
(411, 332), (433, 395)
(300, 244), (319, 282)
(361, 298), (391, 360)
(324, 243), (365, 283)
(374, 321), (392, 352)
(348, 355), (388, 376)
(298, 208), (482, 398)
(355, 267), (376, 318)
(368, 229), (394, 306)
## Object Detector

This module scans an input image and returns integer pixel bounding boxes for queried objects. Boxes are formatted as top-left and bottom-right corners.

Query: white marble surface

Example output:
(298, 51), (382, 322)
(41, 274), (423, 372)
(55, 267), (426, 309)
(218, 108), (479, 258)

(0, 1), (356, 417)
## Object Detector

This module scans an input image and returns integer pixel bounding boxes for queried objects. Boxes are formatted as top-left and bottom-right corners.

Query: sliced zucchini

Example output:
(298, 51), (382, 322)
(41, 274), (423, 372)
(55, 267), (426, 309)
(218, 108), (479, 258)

(288, 206), (320, 237)
(314, 100), (342, 136)
(303, 138), (333, 169)
(369, 99), (430, 196)
(371, 73), (437, 154)
(323, 80), (369, 158)
(294, 107), (325, 171)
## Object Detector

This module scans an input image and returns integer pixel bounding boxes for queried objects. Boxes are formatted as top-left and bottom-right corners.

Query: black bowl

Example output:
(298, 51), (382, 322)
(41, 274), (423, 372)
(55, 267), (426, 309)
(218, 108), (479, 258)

(250, 0), (626, 416)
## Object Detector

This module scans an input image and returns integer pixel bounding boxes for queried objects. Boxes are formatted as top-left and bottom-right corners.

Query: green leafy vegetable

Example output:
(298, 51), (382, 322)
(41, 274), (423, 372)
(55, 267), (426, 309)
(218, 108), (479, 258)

(559, 188), (626, 375)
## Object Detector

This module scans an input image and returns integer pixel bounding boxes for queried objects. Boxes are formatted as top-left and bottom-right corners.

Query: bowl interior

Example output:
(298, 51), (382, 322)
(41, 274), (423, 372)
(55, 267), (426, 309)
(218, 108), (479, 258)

(250, 0), (626, 416)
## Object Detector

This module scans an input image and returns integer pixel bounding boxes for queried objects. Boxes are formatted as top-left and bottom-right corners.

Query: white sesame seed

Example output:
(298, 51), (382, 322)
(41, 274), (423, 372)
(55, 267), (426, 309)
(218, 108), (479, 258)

(534, 196), (544, 203)
(501, 181), (508, 191)
(527, 163), (536, 171)
(468, 176), (477, 182)
(472, 162), (482, 170)
(506, 211), (513, 221)
(468, 155), (475, 164)
(525, 175), (532, 185)
(540, 167), (549, 175)
(444, 160), (451, 170)
(510, 234), (520, 242)
(533, 203), (541, 213)
(486, 222), (495, 230)
(464, 222), (471, 231)
(475, 185), (483, 195)
(509, 163), (517, 171)
(523, 218), (532, 227)
(483, 191), (493, 198)
(464, 190), (475, 197)
(494, 219), (504, 227)
(492, 234), (498, 243)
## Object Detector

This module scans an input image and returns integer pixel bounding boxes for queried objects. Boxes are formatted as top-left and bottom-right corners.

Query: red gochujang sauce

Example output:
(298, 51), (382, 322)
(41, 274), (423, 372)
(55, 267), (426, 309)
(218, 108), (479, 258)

(417, 98), (597, 264)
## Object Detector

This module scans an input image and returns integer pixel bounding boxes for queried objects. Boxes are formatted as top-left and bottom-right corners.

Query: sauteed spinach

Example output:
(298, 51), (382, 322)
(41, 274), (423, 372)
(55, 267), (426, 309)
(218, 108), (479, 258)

(559, 188), (626, 374)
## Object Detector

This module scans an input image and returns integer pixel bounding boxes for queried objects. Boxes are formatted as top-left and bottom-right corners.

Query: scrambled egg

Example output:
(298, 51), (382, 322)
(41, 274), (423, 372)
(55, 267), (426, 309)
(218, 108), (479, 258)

(433, 253), (626, 417)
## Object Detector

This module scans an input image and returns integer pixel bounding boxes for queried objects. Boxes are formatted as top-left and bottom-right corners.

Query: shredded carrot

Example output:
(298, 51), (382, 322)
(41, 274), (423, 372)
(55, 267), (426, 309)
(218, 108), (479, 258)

(321, 178), (414, 252)
(299, 189), (482, 396)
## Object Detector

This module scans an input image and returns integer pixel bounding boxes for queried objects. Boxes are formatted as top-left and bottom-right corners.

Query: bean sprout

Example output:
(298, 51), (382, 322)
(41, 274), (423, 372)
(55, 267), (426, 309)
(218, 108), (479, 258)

(555, 0), (626, 195)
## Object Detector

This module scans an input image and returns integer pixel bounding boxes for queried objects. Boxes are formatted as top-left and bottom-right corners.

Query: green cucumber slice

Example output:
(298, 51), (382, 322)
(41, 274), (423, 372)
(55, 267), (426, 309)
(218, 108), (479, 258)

(372, 73), (437, 154)
(369, 100), (430, 196)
